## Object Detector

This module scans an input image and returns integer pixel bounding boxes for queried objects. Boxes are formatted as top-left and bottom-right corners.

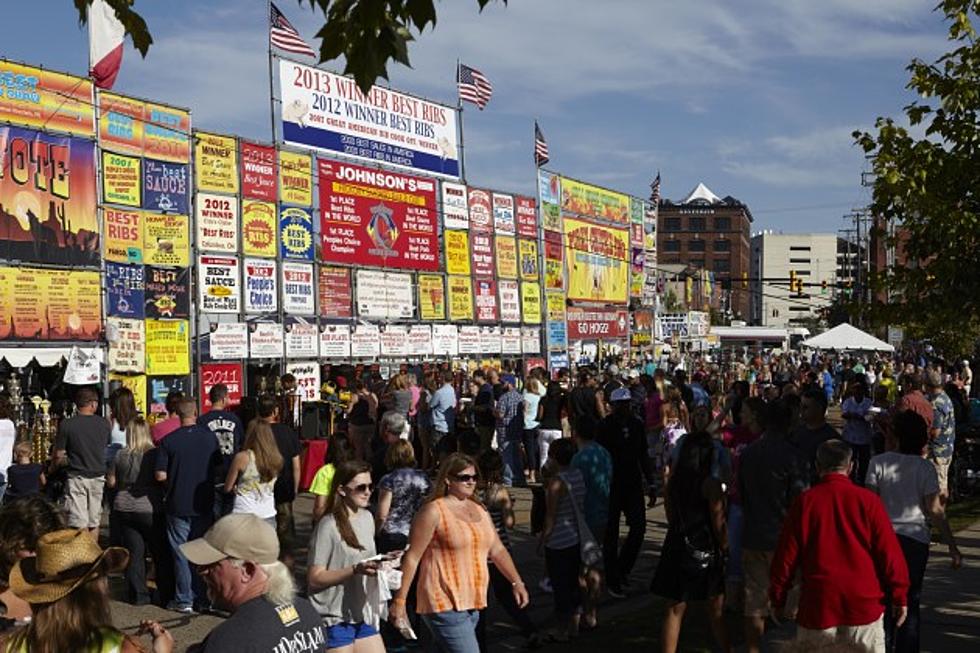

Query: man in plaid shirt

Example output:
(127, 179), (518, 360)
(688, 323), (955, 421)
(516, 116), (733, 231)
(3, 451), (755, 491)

(495, 379), (526, 487)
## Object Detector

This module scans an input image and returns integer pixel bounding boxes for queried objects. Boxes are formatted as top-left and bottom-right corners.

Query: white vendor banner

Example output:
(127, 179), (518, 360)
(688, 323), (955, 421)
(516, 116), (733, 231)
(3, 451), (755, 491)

(432, 324), (458, 356)
(480, 326), (502, 354)
(522, 327), (541, 354)
(501, 327), (522, 355)
(380, 325), (409, 357)
(285, 320), (319, 358)
(198, 256), (241, 314)
(282, 261), (315, 315)
(498, 280), (521, 323)
(408, 325), (432, 357)
(319, 324), (351, 358)
(355, 270), (414, 320)
(244, 258), (278, 313)
(107, 317), (145, 373)
(196, 193), (239, 253)
(285, 361), (321, 402)
(492, 192), (516, 234)
(458, 326), (481, 355)
(250, 322), (284, 358)
(442, 181), (469, 230)
(351, 324), (381, 357)
(209, 323), (248, 359)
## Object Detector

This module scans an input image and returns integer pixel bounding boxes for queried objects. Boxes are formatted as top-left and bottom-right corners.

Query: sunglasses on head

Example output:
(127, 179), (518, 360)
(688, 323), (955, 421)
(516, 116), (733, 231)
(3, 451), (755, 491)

(453, 473), (478, 483)
(346, 483), (373, 493)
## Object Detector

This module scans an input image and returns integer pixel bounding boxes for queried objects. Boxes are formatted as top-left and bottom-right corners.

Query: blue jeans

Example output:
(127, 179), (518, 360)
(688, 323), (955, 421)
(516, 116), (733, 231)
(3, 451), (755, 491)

(166, 514), (212, 608)
(885, 534), (928, 653)
(423, 610), (481, 653)
(499, 437), (525, 487)
(726, 502), (744, 581)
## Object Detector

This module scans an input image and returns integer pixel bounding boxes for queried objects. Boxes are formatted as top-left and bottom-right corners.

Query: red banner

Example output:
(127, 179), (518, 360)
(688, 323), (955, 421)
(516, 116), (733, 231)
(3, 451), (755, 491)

(474, 278), (498, 322)
(318, 265), (352, 318)
(470, 231), (494, 278)
(468, 188), (492, 232)
(516, 196), (537, 239)
(318, 160), (439, 270)
(200, 362), (243, 412)
(566, 307), (629, 340)
(240, 142), (277, 201)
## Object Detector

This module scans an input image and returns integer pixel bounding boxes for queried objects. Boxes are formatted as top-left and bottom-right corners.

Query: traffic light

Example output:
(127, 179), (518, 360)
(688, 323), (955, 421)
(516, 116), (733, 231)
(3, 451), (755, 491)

(821, 279), (828, 294)
(789, 270), (803, 296)
(742, 271), (748, 289)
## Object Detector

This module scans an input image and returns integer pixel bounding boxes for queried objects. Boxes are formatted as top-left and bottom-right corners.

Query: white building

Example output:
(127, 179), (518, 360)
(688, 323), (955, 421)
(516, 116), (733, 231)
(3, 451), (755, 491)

(750, 232), (837, 328)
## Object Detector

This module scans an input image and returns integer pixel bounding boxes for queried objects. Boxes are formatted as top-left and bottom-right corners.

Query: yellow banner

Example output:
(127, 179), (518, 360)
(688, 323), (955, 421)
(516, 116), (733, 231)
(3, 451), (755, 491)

(521, 282), (542, 324)
(563, 217), (629, 303)
(495, 235), (518, 279)
(444, 230), (470, 275)
(104, 208), (143, 264)
(279, 150), (313, 206)
(195, 132), (238, 193)
(0, 62), (94, 137)
(418, 274), (446, 320)
(241, 200), (277, 257)
(145, 319), (190, 375)
(546, 290), (566, 323)
(109, 373), (147, 415)
(102, 151), (141, 207)
(560, 176), (630, 225)
(143, 213), (190, 266)
(519, 239), (538, 281)
(98, 92), (192, 163)
(448, 275), (474, 321)
(0, 266), (102, 341)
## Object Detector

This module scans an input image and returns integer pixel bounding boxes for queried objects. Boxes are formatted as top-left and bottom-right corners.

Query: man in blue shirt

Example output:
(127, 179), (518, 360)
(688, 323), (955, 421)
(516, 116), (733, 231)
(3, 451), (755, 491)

(428, 371), (457, 451)
(926, 370), (956, 500)
(495, 380), (525, 487)
(197, 384), (244, 519)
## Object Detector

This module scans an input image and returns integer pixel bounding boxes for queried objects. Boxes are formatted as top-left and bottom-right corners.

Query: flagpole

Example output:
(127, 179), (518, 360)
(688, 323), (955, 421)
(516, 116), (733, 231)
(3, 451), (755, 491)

(268, 0), (278, 145)
(456, 59), (466, 182)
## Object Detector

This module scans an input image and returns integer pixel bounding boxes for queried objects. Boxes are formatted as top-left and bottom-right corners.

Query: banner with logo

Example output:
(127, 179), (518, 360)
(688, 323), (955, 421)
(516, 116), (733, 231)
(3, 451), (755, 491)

(318, 160), (439, 270)
(0, 267), (102, 340)
(501, 327), (521, 354)
(208, 323), (248, 359)
(282, 261), (316, 314)
(98, 91), (191, 162)
(498, 280), (521, 323)
(518, 239), (538, 281)
(200, 363), (243, 411)
(492, 193), (515, 234)
(102, 151), (141, 206)
(418, 274), (446, 321)
(566, 307), (629, 340)
(196, 193), (239, 253)
(104, 207), (143, 264)
(543, 234), (564, 290)
(279, 206), (314, 260)
(285, 361), (321, 401)
(442, 181), (468, 230)
(319, 266), (352, 318)
(279, 150), (312, 206)
(480, 326), (502, 354)
(563, 217), (629, 303)
(240, 142), (276, 201)
(474, 278), (498, 323)
(320, 324), (351, 358)
(448, 275), (474, 321)
(241, 200), (277, 257)
(145, 319), (190, 375)
(355, 270), (413, 319)
(351, 324), (381, 358)
(244, 258), (278, 313)
(107, 317), (145, 373)
(495, 235), (518, 279)
(559, 176), (630, 226)
(285, 321), (319, 358)
(545, 290), (568, 352)
(148, 376), (190, 416)
(0, 127), (98, 266)
(458, 326), (480, 355)
(630, 247), (645, 298)
(142, 159), (189, 213)
(250, 322), (284, 358)
(470, 231), (494, 278)
(408, 325), (432, 357)
(144, 266), (190, 319)
(631, 309), (654, 348)
(143, 213), (190, 266)
(516, 196), (537, 239)
(279, 60), (460, 177)
(441, 229), (468, 275)
(522, 327), (542, 354)
(106, 262), (145, 318)
(0, 62), (94, 136)
(432, 324), (458, 356)
(468, 188), (492, 231)
(521, 281), (542, 324)
(537, 170), (561, 232)
(380, 325), (409, 357)
(198, 256), (241, 314)
(195, 132), (238, 194)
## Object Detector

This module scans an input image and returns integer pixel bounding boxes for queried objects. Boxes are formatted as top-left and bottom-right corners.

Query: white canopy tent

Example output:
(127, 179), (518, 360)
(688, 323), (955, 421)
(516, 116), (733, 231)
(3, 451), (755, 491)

(801, 323), (895, 352)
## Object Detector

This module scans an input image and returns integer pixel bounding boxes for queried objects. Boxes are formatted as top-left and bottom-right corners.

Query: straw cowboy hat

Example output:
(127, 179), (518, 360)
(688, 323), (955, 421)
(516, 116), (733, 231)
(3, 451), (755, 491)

(9, 529), (128, 604)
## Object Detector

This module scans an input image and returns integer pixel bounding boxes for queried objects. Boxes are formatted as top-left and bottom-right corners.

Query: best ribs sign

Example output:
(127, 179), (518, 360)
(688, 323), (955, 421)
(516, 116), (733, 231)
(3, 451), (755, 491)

(318, 161), (438, 271)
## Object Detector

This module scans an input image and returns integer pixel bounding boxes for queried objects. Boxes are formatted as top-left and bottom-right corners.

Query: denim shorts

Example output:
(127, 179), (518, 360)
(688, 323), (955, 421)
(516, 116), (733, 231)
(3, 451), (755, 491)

(326, 621), (378, 649)
(423, 610), (481, 653)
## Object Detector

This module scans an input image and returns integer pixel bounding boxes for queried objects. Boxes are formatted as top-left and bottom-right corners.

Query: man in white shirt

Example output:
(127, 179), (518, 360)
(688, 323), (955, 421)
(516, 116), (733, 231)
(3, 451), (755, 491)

(841, 380), (873, 485)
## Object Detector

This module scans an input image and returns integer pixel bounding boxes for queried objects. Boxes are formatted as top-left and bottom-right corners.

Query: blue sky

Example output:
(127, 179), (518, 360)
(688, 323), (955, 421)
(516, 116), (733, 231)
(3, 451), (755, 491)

(5, 0), (951, 233)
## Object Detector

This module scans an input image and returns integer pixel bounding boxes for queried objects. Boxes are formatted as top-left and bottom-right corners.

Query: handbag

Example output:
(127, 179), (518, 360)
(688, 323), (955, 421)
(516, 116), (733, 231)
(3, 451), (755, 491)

(676, 509), (717, 573)
(561, 472), (603, 569)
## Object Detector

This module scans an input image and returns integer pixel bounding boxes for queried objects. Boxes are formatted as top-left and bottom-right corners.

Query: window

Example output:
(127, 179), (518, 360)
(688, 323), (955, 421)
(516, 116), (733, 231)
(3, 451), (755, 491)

(688, 240), (705, 252)
(789, 257), (811, 264)
(663, 240), (681, 252)
(690, 259), (705, 269)
(714, 258), (731, 273)
(689, 217), (706, 232)
(796, 270), (811, 276)
(715, 217), (731, 231)
(664, 217), (682, 231)
(714, 239), (731, 252)
(789, 306), (810, 312)
(789, 246), (811, 251)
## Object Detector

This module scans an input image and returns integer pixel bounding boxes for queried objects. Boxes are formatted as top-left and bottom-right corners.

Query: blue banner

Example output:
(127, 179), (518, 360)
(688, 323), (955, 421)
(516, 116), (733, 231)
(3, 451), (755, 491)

(106, 262), (145, 318)
(143, 158), (189, 213)
(279, 206), (314, 260)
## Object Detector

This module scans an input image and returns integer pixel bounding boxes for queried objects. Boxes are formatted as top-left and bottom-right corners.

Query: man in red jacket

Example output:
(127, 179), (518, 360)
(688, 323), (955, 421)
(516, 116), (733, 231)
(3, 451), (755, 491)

(770, 439), (909, 652)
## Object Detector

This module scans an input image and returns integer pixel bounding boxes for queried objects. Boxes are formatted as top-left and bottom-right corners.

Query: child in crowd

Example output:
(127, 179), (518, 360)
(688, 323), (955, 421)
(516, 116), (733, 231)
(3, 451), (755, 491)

(3, 443), (44, 503)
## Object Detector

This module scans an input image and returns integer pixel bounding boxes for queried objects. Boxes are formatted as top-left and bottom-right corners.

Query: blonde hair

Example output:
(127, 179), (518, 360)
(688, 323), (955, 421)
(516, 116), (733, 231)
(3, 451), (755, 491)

(125, 417), (153, 455)
(244, 421), (283, 483)
(525, 378), (541, 394)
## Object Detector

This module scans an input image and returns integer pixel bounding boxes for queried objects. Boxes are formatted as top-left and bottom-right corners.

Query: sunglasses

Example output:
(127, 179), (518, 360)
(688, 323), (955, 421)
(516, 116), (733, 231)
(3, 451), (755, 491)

(453, 474), (478, 483)
(346, 483), (373, 494)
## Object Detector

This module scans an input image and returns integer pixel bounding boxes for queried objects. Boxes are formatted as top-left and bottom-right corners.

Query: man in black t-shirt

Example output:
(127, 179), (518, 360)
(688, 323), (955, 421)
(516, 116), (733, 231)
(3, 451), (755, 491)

(198, 384), (244, 519)
(569, 369), (606, 439)
(257, 395), (301, 566)
(472, 371), (497, 452)
(53, 387), (111, 533)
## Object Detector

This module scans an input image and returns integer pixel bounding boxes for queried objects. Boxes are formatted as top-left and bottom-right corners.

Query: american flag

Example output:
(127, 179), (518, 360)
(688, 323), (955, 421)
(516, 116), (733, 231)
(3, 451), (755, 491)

(457, 63), (493, 109)
(534, 121), (549, 167)
(649, 171), (661, 205)
(270, 3), (317, 58)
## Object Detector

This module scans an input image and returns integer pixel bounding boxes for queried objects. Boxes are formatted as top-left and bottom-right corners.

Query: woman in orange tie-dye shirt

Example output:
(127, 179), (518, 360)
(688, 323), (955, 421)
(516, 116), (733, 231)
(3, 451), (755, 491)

(389, 453), (528, 652)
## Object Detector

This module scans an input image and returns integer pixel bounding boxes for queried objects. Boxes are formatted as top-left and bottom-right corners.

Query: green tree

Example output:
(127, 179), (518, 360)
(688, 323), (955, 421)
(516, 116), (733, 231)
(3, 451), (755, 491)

(75, 0), (505, 94)
(854, 0), (980, 356)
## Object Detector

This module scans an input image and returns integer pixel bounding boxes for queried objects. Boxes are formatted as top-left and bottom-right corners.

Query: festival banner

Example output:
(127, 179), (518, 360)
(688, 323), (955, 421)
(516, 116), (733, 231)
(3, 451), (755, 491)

(380, 325), (409, 357)
(143, 213), (189, 266)
(99, 90), (145, 154)
(545, 290), (568, 351)
(244, 258), (278, 313)
(241, 200), (277, 257)
(468, 188), (492, 231)
(408, 325), (433, 357)
(355, 270), (414, 319)
(495, 235), (518, 279)
(498, 280), (521, 323)
(279, 206), (314, 260)
(444, 229), (470, 275)
(480, 327), (502, 354)
(285, 321), (319, 358)
(142, 159), (189, 213)
(208, 323), (248, 359)
(543, 234), (564, 290)
(470, 231), (494, 278)
(519, 239), (539, 281)
(196, 193), (239, 253)
(318, 160), (439, 271)
(0, 127), (98, 265)
(0, 62), (94, 137)
(109, 373), (147, 415)
(560, 176), (630, 226)
(198, 256), (241, 314)
(249, 322), (284, 359)
(144, 266), (190, 319)
(278, 60), (460, 178)
(631, 309), (654, 348)
(0, 267), (101, 340)
(537, 170), (562, 232)
(282, 261), (316, 315)
(102, 151), (141, 207)
(566, 307), (629, 340)
(319, 324), (351, 359)
(148, 376), (189, 417)
(516, 196), (537, 239)
(458, 326), (480, 355)
(105, 262), (144, 318)
(279, 150), (312, 206)
(448, 275), (474, 322)
(104, 207), (143, 263)
(501, 327), (521, 354)
(432, 324), (458, 356)
(145, 319), (190, 375)
(143, 102), (192, 163)
(563, 217), (629, 303)
(492, 193), (516, 234)
(195, 132), (238, 194)
(474, 278), (499, 323)
(98, 92), (191, 163)
(107, 317), (145, 373)
(200, 363), (243, 411)
(522, 327), (542, 354)
(285, 361), (320, 401)
(442, 181), (468, 230)
(318, 266), (352, 318)
(630, 247), (645, 298)
(417, 274), (446, 321)
(240, 142), (276, 201)
(643, 201), (657, 251)
(351, 324), (381, 358)
(521, 282), (542, 324)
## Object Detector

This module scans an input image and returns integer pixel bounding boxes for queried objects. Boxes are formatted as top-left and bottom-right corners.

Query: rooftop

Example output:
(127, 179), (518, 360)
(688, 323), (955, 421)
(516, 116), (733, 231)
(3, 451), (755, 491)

(661, 181), (754, 222)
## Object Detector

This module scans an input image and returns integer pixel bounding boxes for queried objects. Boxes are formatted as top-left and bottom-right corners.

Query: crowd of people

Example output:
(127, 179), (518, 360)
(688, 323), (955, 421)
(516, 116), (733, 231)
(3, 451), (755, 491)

(0, 350), (974, 652)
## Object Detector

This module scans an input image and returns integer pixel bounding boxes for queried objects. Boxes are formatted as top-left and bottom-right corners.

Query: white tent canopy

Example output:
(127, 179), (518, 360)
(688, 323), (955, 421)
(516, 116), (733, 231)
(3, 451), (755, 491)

(801, 323), (895, 352)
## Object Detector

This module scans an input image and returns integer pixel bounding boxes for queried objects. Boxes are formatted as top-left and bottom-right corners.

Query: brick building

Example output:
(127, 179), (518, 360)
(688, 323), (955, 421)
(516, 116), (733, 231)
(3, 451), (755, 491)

(658, 183), (753, 319)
